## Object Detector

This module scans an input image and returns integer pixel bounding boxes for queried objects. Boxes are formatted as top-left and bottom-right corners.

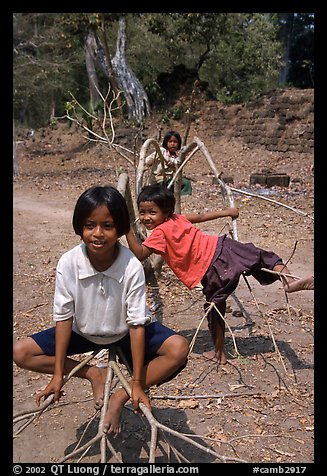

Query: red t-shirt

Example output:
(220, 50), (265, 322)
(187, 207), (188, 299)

(142, 214), (218, 289)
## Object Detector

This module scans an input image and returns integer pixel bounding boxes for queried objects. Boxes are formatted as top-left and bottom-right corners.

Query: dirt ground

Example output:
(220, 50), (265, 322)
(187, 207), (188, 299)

(13, 104), (314, 465)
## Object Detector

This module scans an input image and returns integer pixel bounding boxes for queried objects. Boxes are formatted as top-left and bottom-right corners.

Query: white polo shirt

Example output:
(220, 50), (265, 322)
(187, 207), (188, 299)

(53, 242), (153, 345)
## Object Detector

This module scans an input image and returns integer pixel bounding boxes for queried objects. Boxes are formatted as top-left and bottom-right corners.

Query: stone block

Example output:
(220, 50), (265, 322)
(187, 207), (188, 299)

(266, 173), (290, 187)
(250, 172), (290, 188)
(250, 173), (267, 186)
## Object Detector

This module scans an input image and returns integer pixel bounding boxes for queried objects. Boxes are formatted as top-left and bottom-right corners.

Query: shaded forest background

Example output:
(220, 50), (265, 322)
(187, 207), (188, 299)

(13, 13), (314, 129)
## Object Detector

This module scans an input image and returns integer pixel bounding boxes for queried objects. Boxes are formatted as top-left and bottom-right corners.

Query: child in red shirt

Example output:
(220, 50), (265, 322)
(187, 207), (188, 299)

(126, 184), (314, 364)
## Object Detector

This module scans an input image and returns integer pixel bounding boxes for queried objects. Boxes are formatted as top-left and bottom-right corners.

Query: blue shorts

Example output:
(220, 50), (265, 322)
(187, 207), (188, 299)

(31, 321), (178, 371)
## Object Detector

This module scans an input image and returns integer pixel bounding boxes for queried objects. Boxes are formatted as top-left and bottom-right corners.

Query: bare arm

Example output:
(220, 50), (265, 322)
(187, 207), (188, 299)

(184, 207), (239, 224)
(126, 229), (153, 262)
(129, 325), (151, 411)
(35, 318), (73, 405)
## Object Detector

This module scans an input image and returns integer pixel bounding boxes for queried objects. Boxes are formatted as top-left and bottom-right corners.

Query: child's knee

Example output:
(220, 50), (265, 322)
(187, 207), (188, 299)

(13, 338), (33, 368)
(170, 335), (189, 363)
(13, 340), (25, 367)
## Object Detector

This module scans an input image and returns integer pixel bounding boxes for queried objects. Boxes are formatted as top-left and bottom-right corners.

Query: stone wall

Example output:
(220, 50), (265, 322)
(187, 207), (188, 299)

(207, 89), (314, 154)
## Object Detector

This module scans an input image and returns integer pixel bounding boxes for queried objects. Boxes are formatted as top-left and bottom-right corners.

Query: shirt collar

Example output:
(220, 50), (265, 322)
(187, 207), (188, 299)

(78, 242), (125, 283)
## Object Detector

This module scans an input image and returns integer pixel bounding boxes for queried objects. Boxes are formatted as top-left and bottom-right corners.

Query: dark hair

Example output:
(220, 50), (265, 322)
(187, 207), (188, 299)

(162, 131), (182, 151)
(72, 185), (130, 238)
(137, 184), (175, 217)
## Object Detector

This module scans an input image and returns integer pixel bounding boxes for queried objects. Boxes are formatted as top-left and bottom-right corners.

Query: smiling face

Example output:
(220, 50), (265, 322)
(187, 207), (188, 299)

(138, 200), (170, 231)
(82, 204), (119, 271)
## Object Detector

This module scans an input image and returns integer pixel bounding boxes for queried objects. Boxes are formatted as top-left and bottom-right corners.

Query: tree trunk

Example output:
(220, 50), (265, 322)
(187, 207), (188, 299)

(86, 29), (124, 122)
(87, 16), (150, 123)
(112, 16), (151, 123)
(85, 32), (101, 110)
(278, 13), (294, 86)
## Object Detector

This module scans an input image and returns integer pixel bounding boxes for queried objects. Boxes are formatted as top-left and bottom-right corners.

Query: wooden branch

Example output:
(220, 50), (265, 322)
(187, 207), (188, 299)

(229, 186), (314, 220)
(13, 349), (102, 426)
(15, 343), (248, 463)
(136, 138), (167, 197)
(182, 80), (200, 146)
(151, 391), (259, 400)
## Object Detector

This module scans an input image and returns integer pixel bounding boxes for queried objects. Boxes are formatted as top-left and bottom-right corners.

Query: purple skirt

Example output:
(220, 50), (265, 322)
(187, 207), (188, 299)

(201, 234), (283, 312)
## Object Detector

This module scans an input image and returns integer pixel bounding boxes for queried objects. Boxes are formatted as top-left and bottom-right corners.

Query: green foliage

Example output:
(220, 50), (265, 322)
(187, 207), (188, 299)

(49, 117), (58, 128)
(13, 12), (314, 128)
(288, 13), (314, 88)
(199, 13), (283, 102)
(13, 13), (86, 128)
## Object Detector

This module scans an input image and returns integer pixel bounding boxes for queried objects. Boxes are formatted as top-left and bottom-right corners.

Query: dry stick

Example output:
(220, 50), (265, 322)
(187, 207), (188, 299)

(153, 421), (247, 463)
(215, 176), (267, 325)
(106, 438), (122, 464)
(238, 272), (288, 372)
(278, 241), (299, 323)
(181, 433), (240, 457)
(188, 293), (241, 360)
(205, 141), (302, 375)
(107, 357), (158, 464)
(212, 303), (242, 359)
(59, 90), (135, 167)
(108, 352), (248, 463)
(188, 302), (214, 355)
(260, 268), (300, 279)
(61, 348), (122, 464)
(152, 391), (258, 400)
(99, 349), (123, 463)
(230, 292), (254, 329)
(13, 349), (102, 432)
(136, 138), (168, 197)
(182, 80), (200, 147)
(58, 433), (103, 463)
(162, 433), (190, 463)
(229, 186), (314, 221)
(100, 361), (114, 463)
(73, 410), (100, 455)
(76, 445), (93, 463)
(260, 266), (300, 324)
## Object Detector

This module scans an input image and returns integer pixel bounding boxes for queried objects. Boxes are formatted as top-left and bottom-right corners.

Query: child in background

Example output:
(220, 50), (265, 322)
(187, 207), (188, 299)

(13, 185), (189, 436)
(125, 184), (314, 365)
(145, 130), (192, 195)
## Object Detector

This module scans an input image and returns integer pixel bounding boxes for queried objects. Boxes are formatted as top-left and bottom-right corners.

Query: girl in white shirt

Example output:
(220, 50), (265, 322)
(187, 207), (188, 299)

(13, 185), (189, 436)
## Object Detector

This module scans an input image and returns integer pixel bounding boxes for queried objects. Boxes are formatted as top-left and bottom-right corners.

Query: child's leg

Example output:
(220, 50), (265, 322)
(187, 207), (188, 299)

(273, 264), (314, 292)
(13, 337), (107, 408)
(102, 334), (189, 435)
(203, 303), (227, 364)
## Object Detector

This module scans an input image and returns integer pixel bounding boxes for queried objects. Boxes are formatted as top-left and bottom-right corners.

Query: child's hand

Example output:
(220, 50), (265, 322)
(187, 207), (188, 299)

(229, 207), (239, 219)
(35, 375), (64, 406)
(131, 382), (151, 413)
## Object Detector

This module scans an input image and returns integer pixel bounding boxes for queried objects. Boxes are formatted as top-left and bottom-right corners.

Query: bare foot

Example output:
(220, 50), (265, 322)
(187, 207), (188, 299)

(283, 275), (314, 293)
(101, 391), (126, 436)
(86, 366), (107, 409)
(203, 349), (227, 365)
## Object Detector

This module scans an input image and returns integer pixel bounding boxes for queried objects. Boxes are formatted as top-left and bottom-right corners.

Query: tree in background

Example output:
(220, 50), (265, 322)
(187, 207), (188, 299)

(13, 13), (85, 128)
(287, 13), (314, 88)
(144, 13), (284, 103)
(277, 13), (314, 88)
(13, 12), (314, 129)
(77, 13), (150, 122)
